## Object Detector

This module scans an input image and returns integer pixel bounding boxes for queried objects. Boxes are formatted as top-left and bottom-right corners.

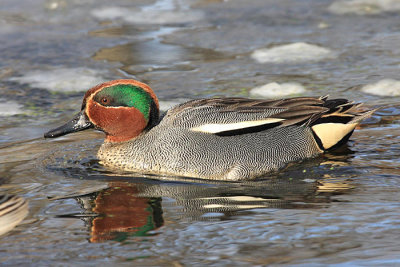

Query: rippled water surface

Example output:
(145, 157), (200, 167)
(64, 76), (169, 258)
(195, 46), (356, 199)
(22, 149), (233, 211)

(1, 0), (400, 266)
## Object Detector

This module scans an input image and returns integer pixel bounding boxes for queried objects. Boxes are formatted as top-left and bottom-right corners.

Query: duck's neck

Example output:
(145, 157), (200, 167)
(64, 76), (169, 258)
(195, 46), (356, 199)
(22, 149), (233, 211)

(104, 104), (160, 143)
(104, 123), (157, 143)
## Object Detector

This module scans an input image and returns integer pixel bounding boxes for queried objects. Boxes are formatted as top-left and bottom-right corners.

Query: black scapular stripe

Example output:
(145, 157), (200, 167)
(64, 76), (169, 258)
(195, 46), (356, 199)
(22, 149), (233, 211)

(313, 116), (353, 125)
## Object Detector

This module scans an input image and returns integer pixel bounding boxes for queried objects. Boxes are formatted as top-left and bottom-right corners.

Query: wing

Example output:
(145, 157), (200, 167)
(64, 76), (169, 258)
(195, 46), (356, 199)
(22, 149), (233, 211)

(159, 95), (376, 150)
(160, 96), (330, 135)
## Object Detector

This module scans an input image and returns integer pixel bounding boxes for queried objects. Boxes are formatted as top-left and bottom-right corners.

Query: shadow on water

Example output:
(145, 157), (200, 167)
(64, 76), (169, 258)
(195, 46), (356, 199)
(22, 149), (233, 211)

(41, 139), (357, 243)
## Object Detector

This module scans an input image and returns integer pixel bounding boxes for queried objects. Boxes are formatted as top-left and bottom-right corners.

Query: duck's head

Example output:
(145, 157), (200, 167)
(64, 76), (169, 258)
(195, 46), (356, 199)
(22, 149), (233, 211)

(44, 79), (159, 142)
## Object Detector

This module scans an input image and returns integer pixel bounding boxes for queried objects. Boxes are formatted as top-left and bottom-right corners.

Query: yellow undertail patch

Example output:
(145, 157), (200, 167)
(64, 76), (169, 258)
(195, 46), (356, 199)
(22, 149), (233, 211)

(312, 123), (358, 150)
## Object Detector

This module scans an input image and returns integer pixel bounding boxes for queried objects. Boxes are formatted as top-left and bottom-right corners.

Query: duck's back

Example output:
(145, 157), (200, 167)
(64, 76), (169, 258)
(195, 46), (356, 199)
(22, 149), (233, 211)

(98, 96), (374, 180)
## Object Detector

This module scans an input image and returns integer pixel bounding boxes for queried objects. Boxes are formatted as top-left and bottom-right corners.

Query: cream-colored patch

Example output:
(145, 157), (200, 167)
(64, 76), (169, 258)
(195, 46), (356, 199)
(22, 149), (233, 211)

(203, 204), (266, 209)
(203, 204), (224, 209)
(312, 123), (357, 149)
(191, 118), (285, 134)
(200, 196), (267, 201)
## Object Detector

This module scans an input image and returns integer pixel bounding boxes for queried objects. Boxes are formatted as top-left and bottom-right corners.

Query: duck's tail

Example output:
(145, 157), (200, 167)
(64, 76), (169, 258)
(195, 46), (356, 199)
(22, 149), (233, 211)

(308, 96), (378, 151)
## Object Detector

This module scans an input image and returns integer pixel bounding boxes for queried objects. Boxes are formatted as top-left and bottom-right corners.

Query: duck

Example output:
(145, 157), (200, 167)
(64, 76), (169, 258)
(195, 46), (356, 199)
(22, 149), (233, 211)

(0, 194), (28, 236)
(44, 79), (375, 180)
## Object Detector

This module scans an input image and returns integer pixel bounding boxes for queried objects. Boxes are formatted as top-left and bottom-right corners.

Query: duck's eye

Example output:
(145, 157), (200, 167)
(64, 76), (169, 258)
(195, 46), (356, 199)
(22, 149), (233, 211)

(101, 97), (109, 105)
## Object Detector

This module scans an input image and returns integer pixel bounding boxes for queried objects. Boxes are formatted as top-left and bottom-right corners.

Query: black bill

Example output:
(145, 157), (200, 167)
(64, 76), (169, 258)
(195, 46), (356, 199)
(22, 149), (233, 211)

(44, 110), (93, 138)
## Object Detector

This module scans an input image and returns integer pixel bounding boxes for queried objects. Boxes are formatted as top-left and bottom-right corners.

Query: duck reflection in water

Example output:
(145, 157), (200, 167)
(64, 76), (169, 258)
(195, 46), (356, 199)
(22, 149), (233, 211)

(54, 162), (353, 243)
(89, 183), (163, 242)
(64, 182), (163, 243)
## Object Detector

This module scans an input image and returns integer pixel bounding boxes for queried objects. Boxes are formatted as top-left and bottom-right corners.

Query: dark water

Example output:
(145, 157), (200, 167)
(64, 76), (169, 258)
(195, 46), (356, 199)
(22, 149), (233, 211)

(1, 0), (400, 265)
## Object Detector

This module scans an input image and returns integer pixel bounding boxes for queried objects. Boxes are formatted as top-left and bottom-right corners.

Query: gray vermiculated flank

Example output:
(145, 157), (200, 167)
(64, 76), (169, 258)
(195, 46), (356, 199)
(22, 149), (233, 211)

(98, 125), (321, 180)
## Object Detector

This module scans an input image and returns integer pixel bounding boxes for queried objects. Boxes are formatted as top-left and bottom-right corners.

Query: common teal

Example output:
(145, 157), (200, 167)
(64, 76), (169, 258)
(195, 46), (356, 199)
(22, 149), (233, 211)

(45, 79), (375, 180)
(0, 195), (28, 236)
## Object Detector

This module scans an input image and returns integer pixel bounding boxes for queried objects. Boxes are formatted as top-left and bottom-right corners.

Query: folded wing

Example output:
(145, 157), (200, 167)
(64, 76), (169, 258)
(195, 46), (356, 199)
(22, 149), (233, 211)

(162, 96), (375, 150)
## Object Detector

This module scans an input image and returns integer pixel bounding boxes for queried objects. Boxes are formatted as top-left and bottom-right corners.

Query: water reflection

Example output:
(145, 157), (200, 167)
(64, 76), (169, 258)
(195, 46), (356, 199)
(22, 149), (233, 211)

(89, 183), (162, 243)
(56, 182), (163, 243)
(52, 173), (353, 243)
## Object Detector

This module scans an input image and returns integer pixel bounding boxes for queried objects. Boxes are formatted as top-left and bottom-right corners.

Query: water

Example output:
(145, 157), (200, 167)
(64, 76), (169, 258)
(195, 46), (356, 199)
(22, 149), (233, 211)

(1, 0), (400, 265)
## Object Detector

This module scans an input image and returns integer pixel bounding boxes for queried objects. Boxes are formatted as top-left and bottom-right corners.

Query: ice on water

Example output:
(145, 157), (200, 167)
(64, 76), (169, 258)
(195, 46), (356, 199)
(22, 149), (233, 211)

(0, 100), (24, 116)
(361, 79), (400, 96)
(9, 68), (106, 92)
(250, 82), (306, 98)
(251, 42), (336, 64)
(329, 0), (400, 15)
(91, 6), (203, 25)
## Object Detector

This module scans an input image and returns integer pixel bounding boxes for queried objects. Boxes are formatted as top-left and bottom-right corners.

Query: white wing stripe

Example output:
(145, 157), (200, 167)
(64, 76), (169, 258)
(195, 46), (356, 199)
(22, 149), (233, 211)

(191, 118), (285, 133)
